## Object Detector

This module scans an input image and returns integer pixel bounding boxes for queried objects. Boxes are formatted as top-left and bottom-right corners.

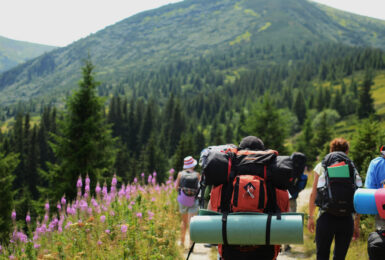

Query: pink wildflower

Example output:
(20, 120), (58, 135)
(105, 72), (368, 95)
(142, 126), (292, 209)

(25, 213), (31, 223)
(105, 229), (110, 234)
(100, 215), (106, 223)
(148, 211), (155, 220)
(34, 243), (40, 249)
(136, 212), (142, 218)
(57, 202), (61, 210)
(61, 196), (66, 205)
(85, 184), (90, 193)
(134, 177), (138, 184)
(76, 176), (82, 189)
(110, 210), (115, 217)
(148, 175), (152, 184)
(11, 210), (16, 221)
(97, 240), (102, 245)
(121, 224), (128, 233)
(45, 202), (50, 212)
(151, 197), (156, 202)
(112, 174), (117, 186)
(85, 174), (90, 185)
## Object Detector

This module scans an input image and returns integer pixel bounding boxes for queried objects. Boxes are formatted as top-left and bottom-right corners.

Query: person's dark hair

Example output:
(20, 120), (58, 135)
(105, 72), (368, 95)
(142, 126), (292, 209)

(329, 138), (349, 153)
(239, 136), (265, 150)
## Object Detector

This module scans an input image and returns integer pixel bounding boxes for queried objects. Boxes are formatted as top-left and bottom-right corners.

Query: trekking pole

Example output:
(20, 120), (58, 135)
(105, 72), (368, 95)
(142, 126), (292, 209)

(186, 242), (195, 260)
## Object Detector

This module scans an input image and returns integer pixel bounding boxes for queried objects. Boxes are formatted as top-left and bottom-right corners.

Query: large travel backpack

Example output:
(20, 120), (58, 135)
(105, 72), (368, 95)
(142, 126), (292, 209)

(209, 149), (289, 260)
(180, 170), (199, 196)
(368, 229), (385, 260)
(315, 151), (357, 216)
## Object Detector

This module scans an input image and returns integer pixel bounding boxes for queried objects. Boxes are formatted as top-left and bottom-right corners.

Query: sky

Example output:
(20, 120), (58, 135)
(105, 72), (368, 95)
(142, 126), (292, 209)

(0, 0), (384, 47)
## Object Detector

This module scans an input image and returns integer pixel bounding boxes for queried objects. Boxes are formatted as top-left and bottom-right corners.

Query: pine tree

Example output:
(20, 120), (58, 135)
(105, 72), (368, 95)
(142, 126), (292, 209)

(357, 70), (375, 119)
(292, 91), (307, 125)
(48, 59), (116, 202)
(0, 152), (18, 244)
(243, 94), (287, 153)
(311, 112), (332, 157)
(350, 117), (381, 177)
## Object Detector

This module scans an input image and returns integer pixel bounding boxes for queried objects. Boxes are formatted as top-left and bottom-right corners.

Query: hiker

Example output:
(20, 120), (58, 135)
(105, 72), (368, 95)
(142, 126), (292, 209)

(284, 164), (308, 252)
(308, 137), (362, 260)
(176, 156), (200, 248)
(364, 145), (385, 229)
(209, 136), (289, 260)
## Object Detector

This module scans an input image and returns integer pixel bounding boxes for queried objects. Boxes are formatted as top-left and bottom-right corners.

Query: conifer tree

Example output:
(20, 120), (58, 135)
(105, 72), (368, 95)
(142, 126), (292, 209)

(311, 112), (332, 157)
(0, 152), (18, 244)
(48, 59), (116, 202)
(243, 94), (287, 153)
(357, 70), (375, 119)
(350, 118), (381, 177)
(292, 91), (307, 125)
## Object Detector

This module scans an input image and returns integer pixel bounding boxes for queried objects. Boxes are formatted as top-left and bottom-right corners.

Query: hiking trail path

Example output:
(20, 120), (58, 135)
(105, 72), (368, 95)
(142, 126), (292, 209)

(277, 187), (312, 260)
(182, 187), (313, 260)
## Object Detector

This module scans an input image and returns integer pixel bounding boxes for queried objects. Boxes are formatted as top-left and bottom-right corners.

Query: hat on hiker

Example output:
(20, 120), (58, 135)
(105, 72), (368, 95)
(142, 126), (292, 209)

(381, 145), (385, 156)
(183, 156), (197, 169)
(239, 136), (265, 151)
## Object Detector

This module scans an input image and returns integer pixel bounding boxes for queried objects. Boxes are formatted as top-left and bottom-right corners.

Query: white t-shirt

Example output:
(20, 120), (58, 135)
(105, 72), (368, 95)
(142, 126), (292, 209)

(314, 162), (362, 188)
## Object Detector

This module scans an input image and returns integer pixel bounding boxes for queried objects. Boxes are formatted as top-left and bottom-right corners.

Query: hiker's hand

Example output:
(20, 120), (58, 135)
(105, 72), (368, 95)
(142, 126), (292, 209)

(307, 216), (315, 233)
(353, 223), (360, 240)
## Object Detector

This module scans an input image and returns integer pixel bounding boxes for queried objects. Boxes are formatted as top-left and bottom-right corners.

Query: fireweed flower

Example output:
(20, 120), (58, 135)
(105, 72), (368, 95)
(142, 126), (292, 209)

(11, 210), (16, 221)
(85, 175), (90, 185)
(121, 224), (128, 233)
(112, 174), (117, 186)
(134, 177), (138, 184)
(100, 215), (106, 223)
(148, 211), (155, 220)
(110, 210), (115, 217)
(85, 184), (90, 193)
(57, 202), (61, 210)
(97, 240), (102, 245)
(26, 213), (31, 223)
(45, 202), (50, 212)
(136, 212), (142, 218)
(105, 229), (110, 234)
(95, 182), (101, 195)
(77, 176), (82, 189)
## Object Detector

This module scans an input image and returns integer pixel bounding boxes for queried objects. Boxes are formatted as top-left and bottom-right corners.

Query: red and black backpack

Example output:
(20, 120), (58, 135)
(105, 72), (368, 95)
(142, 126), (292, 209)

(205, 148), (289, 260)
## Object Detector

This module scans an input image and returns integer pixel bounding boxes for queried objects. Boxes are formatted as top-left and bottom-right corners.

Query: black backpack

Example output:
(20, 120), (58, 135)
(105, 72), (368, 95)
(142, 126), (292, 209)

(180, 171), (199, 196)
(315, 151), (357, 216)
(368, 230), (385, 260)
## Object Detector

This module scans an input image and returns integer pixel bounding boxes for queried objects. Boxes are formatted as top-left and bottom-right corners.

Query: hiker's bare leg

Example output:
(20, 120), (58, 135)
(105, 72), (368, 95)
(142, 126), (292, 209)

(181, 213), (188, 246)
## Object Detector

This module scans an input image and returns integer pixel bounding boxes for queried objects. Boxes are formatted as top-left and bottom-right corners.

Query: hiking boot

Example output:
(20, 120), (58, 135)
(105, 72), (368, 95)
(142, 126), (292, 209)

(284, 245), (291, 252)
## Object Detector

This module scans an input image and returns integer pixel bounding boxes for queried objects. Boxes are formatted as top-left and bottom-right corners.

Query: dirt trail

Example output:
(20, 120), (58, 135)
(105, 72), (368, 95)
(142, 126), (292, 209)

(182, 234), (213, 260)
(277, 187), (312, 260)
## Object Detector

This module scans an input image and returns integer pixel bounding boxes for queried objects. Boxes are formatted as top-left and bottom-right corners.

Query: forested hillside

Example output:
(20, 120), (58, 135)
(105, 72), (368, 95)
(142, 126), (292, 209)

(0, 36), (56, 73)
(1, 0), (385, 105)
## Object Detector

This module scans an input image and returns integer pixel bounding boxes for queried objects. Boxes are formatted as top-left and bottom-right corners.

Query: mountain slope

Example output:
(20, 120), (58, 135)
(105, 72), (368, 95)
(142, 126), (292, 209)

(1, 0), (385, 105)
(0, 36), (56, 73)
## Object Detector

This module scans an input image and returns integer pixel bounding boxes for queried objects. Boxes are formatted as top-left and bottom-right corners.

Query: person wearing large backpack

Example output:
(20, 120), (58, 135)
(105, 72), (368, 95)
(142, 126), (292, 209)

(364, 145), (385, 260)
(364, 145), (385, 229)
(208, 136), (290, 260)
(176, 156), (201, 248)
(308, 138), (362, 260)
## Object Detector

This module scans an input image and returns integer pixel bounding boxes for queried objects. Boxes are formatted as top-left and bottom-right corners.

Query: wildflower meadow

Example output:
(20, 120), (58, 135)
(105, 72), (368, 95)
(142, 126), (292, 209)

(0, 171), (182, 259)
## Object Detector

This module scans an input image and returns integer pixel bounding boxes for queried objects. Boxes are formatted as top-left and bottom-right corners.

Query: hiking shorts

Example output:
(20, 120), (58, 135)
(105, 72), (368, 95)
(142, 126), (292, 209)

(178, 200), (199, 214)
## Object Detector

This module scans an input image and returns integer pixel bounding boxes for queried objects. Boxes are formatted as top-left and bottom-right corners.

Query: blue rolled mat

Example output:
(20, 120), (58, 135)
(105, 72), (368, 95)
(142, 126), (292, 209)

(190, 211), (303, 245)
(354, 188), (377, 214)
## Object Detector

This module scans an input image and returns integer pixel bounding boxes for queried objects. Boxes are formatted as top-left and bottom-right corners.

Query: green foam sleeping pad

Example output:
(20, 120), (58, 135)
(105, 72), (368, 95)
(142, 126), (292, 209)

(190, 210), (303, 245)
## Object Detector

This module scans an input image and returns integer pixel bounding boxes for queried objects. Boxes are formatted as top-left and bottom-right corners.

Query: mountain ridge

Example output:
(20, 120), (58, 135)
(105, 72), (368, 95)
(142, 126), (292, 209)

(0, 35), (57, 73)
(1, 0), (385, 105)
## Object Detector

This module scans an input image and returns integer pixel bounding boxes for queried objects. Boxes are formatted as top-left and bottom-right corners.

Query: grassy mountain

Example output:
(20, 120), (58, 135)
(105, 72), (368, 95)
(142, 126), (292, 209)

(1, 0), (385, 105)
(0, 35), (56, 73)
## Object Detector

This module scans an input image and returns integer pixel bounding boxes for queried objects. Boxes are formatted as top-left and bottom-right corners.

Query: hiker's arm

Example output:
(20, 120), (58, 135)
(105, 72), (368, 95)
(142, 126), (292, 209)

(353, 214), (360, 240)
(307, 172), (319, 233)
(175, 172), (181, 192)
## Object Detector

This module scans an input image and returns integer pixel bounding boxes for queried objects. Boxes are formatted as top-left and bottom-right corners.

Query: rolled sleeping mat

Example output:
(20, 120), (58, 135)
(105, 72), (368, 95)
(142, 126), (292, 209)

(190, 211), (303, 245)
(354, 188), (378, 214)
